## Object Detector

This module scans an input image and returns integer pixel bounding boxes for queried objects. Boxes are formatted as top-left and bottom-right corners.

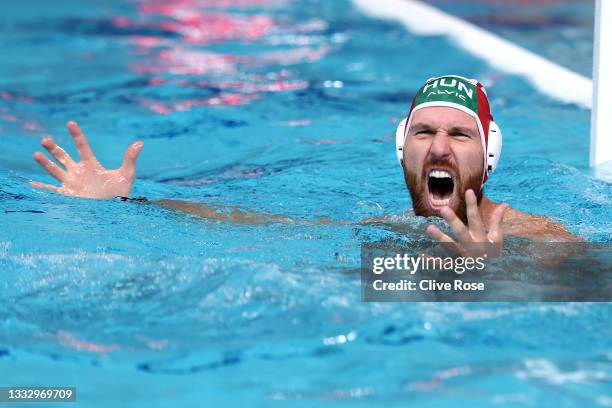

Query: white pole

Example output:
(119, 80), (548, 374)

(351, 0), (592, 108)
(590, 0), (612, 167)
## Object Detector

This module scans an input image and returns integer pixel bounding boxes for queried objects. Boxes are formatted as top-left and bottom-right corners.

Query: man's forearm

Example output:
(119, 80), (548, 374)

(153, 199), (295, 225)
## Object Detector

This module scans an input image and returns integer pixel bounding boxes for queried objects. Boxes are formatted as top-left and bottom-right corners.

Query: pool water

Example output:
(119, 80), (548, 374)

(0, 0), (611, 406)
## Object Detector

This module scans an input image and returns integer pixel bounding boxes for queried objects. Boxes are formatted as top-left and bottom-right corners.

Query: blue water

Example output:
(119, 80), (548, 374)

(1, 0), (611, 406)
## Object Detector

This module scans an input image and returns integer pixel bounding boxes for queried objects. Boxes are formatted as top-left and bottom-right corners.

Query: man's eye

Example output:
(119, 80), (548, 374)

(416, 130), (432, 135)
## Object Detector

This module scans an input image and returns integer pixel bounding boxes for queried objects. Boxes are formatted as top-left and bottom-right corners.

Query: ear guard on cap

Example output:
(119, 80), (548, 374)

(486, 120), (502, 172)
(395, 117), (407, 164)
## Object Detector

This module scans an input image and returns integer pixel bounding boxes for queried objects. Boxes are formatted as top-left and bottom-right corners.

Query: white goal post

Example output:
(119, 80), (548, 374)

(590, 0), (612, 167)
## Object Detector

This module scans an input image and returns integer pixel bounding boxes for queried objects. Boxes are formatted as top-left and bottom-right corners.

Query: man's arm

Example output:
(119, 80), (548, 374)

(30, 121), (301, 225)
(154, 199), (295, 224)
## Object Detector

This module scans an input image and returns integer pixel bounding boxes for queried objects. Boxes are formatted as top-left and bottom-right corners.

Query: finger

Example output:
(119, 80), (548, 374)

(439, 206), (470, 242)
(67, 121), (95, 161)
(33, 152), (65, 181)
(465, 189), (486, 238)
(488, 203), (509, 243)
(30, 180), (59, 192)
(426, 225), (463, 255)
(120, 141), (144, 177)
(41, 138), (75, 169)
(426, 224), (454, 243)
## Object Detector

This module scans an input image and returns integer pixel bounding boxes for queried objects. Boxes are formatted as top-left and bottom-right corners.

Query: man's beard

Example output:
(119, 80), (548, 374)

(403, 158), (483, 224)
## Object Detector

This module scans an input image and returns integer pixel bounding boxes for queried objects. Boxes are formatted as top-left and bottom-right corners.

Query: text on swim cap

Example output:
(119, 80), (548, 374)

(422, 78), (473, 102)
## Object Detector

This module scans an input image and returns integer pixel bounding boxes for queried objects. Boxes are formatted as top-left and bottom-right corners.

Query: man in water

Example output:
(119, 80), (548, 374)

(30, 75), (576, 251)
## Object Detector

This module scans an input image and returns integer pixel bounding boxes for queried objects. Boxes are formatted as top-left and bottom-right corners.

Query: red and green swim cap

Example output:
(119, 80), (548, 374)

(399, 75), (499, 183)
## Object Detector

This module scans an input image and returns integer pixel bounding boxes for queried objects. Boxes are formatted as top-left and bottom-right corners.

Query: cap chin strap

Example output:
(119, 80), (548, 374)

(395, 116), (503, 185)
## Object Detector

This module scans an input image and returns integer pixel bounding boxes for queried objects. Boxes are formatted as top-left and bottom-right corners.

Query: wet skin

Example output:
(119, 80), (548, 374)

(30, 118), (577, 254)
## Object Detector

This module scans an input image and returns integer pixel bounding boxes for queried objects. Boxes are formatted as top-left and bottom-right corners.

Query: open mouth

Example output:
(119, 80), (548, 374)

(427, 169), (455, 207)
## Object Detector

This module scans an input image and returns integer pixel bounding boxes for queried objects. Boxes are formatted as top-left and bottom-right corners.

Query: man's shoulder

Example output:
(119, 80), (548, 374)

(501, 207), (578, 241)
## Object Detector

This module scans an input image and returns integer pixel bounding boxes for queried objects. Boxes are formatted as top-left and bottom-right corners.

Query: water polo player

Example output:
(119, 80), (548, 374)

(29, 75), (576, 247)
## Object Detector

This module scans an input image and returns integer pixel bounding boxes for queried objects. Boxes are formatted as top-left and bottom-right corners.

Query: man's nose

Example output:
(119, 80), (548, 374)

(428, 132), (452, 160)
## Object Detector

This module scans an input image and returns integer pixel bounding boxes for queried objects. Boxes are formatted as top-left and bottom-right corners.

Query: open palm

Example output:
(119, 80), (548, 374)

(31, 121), (144, 199)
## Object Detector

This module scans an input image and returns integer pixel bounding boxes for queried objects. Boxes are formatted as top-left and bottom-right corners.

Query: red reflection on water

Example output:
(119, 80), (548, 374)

(0, 91), (52, 137)
(175, 77), (309, 93)
(157, 14), (273, 45)
(141, 93), (259, 114)
(130, 36), (167, 49)
(0, 111), (17, 123)
(140, 75), (308, 114)
(23, 120), (43, 133)
(116, 0), (322, 114)
(132, 49), (240, 76)
(256, 45), (330, 66)
(112, 16), (131, 27)
(57, 330), (119, 353)
(0, 91), (33, 105)
(139, 0), (274, 13)
(137, 0), (274, 45)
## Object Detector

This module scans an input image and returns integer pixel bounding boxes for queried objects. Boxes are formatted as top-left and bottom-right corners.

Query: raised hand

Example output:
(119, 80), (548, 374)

(426, 189), (509, 257)
(31, 121), (144, 199)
